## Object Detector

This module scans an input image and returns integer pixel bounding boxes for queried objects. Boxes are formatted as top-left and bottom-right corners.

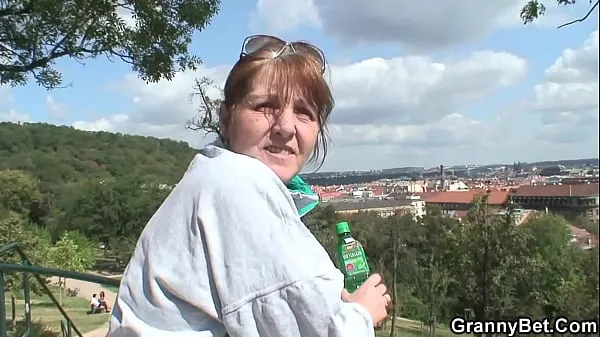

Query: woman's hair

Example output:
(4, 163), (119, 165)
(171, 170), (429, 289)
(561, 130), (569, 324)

(221, 40), (335, 170)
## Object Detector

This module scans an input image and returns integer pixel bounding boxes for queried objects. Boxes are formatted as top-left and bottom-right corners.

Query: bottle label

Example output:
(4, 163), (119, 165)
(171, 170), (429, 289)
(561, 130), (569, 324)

(341, 242), (368, 276)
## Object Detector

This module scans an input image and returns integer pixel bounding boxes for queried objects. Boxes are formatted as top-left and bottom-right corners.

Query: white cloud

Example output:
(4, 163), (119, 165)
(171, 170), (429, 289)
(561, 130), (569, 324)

(529, 30), (598, 146)
(328, 51), (527, 126)
(70, 48), (531, 169)
(72, 65), (231, 147)
(249, 0), (571, 50)
(250, 0), (321, 34)
(45, 95), (68, 119)
(0, 86), (30, 122)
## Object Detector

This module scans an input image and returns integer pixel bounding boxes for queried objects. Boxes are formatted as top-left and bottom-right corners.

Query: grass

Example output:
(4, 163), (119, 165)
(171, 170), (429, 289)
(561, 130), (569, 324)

(104, 284), (120, 294)
(375, 317), (457, 337)
(5, 286), (109, 334)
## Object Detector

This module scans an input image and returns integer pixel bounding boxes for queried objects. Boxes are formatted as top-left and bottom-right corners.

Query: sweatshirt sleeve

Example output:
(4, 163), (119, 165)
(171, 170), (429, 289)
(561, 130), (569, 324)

(223, 274), (375, 337)
(194, 158), (375, 337)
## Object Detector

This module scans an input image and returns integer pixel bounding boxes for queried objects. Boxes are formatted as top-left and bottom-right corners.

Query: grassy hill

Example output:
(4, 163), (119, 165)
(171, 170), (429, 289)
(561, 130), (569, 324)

(0, 122), (198, 189)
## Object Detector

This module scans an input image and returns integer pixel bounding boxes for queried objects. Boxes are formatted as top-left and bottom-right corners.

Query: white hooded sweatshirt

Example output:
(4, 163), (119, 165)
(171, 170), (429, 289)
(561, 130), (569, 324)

(106, 144), (374, 337)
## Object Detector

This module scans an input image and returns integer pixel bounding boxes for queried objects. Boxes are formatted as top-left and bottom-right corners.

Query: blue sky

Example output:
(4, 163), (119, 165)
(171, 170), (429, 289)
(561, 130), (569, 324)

(1, 0), (598, 171)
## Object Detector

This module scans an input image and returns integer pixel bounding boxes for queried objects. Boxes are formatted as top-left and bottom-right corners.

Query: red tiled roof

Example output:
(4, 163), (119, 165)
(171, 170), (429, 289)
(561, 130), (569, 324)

(418, 191), (440, 199)
(513, 183), (599, 197)
(568, 225), (599, 248)
(423, 190), (509, 205)
(568, 224), (590, 238)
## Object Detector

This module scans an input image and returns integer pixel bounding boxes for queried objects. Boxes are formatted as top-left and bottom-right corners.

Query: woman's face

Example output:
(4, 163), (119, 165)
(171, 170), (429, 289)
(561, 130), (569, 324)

(221, 81), (320, 183)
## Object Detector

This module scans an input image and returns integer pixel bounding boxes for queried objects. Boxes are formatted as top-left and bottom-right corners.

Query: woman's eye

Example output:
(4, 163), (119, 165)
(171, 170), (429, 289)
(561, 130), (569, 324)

(254, 103), (277, 112)
(296, 108), (316, 121)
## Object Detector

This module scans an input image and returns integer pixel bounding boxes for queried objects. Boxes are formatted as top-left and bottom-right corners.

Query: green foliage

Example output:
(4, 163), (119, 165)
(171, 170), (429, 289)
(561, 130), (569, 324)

(0, 122), (197, 192)
(450, 197), (533, 320)
(0, 122), (190, 291)
(48, 230), (96, 272)
(301, 197), (598, 329)
(8, 320), (59, 337)
(0, 209), (53, 295)
(302, 204), (340, 260)
(0, 0), (221, 89)
(519, 214), (597, 318)
(411, 211), (458, 330)
(0, 169), (47, 223)
(572, 215), (599, 235)
(47, 230), (96, 305)
(521, 0), (598, 27)
(58, 175), (169, 264)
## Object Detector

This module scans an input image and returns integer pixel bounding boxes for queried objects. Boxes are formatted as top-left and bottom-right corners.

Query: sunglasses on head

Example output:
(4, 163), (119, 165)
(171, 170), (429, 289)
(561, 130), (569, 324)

(239, 35), (326, 75)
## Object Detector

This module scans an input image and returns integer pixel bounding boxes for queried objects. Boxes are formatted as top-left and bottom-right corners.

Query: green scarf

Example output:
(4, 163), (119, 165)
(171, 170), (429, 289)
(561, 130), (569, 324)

(286, 174), (320, 217)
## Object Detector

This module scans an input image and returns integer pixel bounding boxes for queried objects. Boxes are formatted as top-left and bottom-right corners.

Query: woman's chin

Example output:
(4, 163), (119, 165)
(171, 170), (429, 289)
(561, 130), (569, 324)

(268, 164), (299, 184)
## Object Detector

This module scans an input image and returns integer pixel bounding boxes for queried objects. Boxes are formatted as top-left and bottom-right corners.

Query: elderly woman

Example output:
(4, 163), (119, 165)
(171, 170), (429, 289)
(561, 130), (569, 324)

(107, 35), (391, 337)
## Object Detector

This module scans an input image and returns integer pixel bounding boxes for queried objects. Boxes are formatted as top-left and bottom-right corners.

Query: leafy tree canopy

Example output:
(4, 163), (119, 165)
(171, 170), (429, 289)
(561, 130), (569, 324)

(0, 0), (220, 89)
(521, 0), (599, 28)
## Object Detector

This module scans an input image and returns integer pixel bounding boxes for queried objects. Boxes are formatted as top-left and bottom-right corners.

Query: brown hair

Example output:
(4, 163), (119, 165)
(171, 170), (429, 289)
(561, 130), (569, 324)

(220, 41), (335, 170)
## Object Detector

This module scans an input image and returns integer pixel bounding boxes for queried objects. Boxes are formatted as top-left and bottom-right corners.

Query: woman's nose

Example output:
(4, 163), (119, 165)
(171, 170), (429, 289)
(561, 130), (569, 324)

(272, 108), (296, 138)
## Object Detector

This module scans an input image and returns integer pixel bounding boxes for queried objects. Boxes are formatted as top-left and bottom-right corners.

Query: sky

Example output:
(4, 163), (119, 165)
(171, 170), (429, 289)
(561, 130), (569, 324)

(1, 0), (598, 172)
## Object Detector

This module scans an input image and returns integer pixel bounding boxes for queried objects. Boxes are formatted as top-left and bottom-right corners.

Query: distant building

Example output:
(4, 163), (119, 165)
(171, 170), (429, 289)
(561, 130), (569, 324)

(328, 198), (415, 218)
(421, 190), (510, 218)
(568, 224), (598, 250)
(447, 181), (469, 191)
(510, 183), (599, 226)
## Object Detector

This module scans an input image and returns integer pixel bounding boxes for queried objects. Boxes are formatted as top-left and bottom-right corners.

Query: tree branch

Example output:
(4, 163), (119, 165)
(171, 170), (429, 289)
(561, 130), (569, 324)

(557, 0), (599, 28)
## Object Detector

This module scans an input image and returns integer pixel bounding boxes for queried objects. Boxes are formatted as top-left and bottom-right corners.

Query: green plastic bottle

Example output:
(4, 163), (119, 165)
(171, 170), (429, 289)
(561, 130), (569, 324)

(335, 221), (370, 292)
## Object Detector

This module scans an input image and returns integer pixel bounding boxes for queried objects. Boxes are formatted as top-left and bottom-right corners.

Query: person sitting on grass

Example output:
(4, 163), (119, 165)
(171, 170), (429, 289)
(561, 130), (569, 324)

(99, 291), (111, 312)
(90, 293), (106, 314)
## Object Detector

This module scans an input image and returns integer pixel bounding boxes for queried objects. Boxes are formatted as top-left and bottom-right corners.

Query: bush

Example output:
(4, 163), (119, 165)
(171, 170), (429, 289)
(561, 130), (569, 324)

(8, 320), (59, 337)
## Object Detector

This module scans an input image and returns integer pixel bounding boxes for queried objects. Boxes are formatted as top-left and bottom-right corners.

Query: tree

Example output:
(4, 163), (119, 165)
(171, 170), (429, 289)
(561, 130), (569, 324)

(519, 214), (596, 318)
(449, 196), (532, 326)
(411, 209), (459, 337)
(521, 0), (599, 28)
(59, 175), (169, 264)
(186, 76), (223, 139)
(0, 170), (47, 224)
(47, 230), (96, 305)
(301, 204), (339, 260)
(385, 213), (418, 337)
(0, 0), (221, 89)
(0, 209), (52, 295)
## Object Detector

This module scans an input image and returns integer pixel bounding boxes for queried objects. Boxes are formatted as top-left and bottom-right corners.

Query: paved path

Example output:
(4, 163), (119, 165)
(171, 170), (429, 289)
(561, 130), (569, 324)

(49, 274), (120, 337)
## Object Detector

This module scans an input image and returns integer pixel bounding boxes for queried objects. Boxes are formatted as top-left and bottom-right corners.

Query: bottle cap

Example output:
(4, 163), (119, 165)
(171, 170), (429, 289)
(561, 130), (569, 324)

(336, 221), (351, 235)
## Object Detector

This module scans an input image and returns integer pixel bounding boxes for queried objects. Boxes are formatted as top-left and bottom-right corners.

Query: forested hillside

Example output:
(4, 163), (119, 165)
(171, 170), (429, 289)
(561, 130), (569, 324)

(1, 121), (200, 269)
(0, 122), (198, 189)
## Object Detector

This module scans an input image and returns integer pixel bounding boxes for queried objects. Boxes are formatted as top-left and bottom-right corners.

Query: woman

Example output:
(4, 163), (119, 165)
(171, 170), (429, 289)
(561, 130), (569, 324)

(107, 35), (391, 337)
(99, 291), (110, 312)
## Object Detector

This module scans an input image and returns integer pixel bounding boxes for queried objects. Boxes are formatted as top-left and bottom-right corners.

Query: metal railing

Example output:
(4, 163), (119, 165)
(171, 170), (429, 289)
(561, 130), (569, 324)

(0, 242), (120, 337)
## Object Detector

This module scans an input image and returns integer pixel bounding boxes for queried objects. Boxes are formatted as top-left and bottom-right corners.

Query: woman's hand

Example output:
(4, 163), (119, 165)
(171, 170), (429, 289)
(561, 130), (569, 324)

(341, 273), (391, 326)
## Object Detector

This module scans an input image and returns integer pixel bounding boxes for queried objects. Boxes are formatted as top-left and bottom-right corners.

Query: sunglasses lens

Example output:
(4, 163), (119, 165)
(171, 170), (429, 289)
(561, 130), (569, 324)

(296, 43), (325, 66)
(244, 35), (282, 55)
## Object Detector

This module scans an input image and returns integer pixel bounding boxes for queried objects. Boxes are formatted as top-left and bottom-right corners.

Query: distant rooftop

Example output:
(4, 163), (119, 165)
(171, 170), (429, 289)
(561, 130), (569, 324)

(327, 198), (413, 211)
(512, 183), (599, 197)
(421, 190), (509, 205)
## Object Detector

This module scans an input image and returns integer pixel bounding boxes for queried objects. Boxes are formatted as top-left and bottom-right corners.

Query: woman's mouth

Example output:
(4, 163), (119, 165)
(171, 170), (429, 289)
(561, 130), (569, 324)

(266, 146), (294, 155)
